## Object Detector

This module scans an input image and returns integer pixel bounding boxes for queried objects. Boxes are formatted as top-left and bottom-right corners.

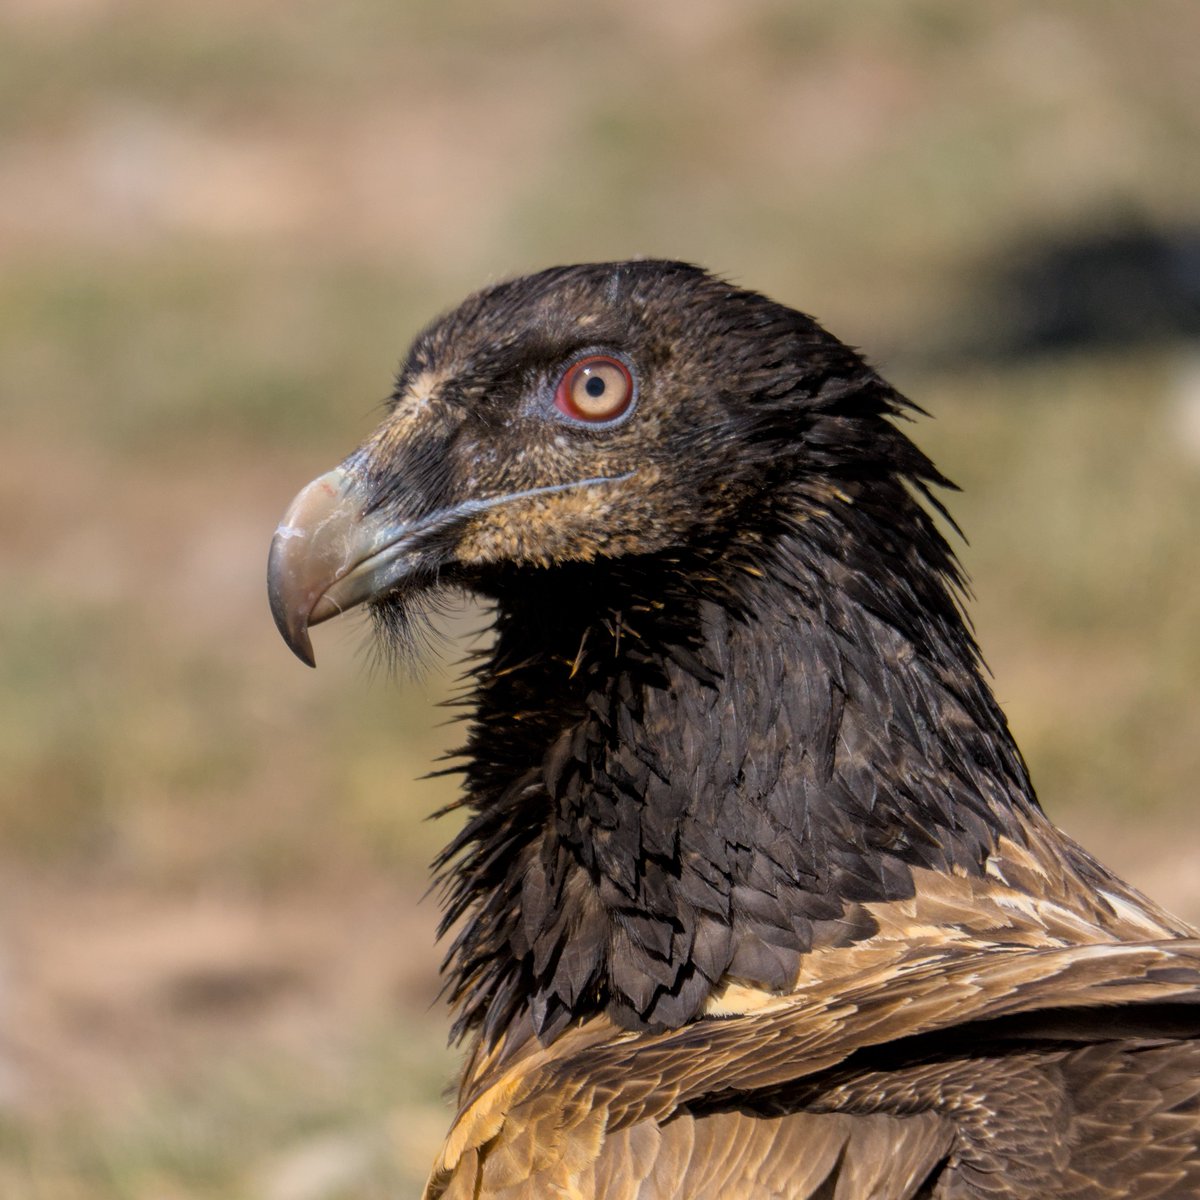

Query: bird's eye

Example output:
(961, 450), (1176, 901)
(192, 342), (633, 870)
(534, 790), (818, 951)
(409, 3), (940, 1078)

(554, 355), (635, 423)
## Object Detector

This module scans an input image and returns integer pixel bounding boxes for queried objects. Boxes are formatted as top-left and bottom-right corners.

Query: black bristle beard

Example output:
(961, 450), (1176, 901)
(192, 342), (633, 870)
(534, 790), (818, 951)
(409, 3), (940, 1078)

(366, 575), (457, 679)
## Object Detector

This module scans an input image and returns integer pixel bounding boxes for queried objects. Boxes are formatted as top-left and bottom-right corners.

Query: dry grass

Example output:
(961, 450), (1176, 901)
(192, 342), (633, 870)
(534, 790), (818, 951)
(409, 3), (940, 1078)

(1, 2), (1198, 1195)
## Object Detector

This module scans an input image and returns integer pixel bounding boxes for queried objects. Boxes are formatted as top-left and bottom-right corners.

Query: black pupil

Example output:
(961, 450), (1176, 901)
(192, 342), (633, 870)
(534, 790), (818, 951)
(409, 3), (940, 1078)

(584, 374), (607, 398)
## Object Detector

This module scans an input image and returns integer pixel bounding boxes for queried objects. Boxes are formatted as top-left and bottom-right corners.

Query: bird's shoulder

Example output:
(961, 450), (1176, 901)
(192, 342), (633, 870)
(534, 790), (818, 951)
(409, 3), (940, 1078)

(424, 938), (1200, 1199)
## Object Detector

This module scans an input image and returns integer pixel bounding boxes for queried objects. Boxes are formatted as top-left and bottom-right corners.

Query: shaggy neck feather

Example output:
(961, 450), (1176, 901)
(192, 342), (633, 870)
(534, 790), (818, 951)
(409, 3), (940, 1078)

(436, 517), (1039, 1050)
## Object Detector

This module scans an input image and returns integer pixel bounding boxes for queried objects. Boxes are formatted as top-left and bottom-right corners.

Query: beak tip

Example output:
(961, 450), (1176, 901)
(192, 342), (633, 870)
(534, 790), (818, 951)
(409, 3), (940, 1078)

(267, 463), (378, 669)
(268, 537), (319, 669)
(286, 623), (318, 668)
(269, 596), (319, 669)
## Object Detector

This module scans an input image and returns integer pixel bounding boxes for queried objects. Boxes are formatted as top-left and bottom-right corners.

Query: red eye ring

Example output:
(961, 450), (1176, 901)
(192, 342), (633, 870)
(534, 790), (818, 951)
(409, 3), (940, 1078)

(554, 354), (635, 423)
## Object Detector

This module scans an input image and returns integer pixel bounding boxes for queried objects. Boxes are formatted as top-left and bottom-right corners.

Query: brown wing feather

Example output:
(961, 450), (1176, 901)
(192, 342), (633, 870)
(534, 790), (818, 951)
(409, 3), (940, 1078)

(425, 941), (1200, 1198)
(578, 1039), (1200, 1200)
(588, 1109), (953, 1200)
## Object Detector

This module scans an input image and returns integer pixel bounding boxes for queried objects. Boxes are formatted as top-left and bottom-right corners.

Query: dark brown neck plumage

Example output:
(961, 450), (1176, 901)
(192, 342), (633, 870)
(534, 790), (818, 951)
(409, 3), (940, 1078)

(435, 498), (1048, 1052)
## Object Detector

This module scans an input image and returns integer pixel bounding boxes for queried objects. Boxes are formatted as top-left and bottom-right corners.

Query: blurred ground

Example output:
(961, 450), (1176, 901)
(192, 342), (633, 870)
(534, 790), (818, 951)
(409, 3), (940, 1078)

(1, 2), (1198, 1196)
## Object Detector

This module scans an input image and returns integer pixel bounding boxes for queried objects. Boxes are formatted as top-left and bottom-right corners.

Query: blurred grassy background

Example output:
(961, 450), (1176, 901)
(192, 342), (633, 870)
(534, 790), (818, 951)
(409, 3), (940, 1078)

(1, 1), (1198, 1196)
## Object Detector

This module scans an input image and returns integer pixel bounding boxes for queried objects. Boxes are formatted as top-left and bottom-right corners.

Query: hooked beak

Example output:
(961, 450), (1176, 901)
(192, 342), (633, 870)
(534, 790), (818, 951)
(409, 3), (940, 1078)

(268, 464), (637, 666)
(267, 463), (445, 667)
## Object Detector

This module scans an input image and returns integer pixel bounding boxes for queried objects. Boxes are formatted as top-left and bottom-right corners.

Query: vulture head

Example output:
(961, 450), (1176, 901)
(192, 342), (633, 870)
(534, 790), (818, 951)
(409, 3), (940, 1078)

(269, 259), (958, 671)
